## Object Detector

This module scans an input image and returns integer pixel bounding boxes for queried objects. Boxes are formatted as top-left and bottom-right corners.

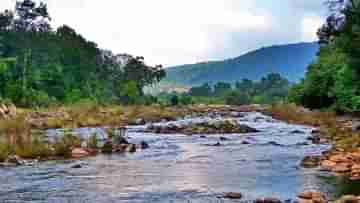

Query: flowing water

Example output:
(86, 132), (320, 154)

(1, 112), (360, 203)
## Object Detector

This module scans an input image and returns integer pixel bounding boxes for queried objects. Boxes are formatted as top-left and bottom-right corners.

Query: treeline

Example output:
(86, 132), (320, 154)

(160, 73), (290, 106)
(289, 0), (360, 113)
(0, 0), (165, 107)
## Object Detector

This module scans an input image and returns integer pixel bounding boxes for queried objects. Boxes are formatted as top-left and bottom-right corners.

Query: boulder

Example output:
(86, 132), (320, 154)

(134, 118), (146, 125)
(138, 141), (149, 150)
(336, 195), (359, 203)
(126, 144), (137, 153)
(330, 155), (350, 163)
(71, 164), (82, 169)
(254, 197), (282, 203)
(332, 163), (352, 173)
(223, 192), (242, 199)
(5, 155), (24, 166)
(298, 191), (327, 203)
(101, 141), (114, 154)
(220, 136), (229, 141)
(307, 135), (322, 144)
(242, 141), (251, 145)
(321, 160), (337, 170)
(72, 148), (90, 159)
(301, 156), (321, 168)
(350, 164), (360, 180)
(114, 144), (129, 153)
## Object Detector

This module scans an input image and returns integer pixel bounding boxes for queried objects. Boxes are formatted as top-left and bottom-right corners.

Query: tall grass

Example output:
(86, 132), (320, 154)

(268, 104), (360, 149)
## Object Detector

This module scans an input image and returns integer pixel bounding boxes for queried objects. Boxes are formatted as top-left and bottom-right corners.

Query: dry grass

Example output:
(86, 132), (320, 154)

(268, 104), (360, 149)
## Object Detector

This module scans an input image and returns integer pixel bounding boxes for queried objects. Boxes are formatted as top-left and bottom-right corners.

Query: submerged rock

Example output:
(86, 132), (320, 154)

(254, 197), (282, 203)
(139, 141), (149, 149)
(71, 164), (83, 169)
(223, 192), (242, 199)
(220, 136), (229, 141)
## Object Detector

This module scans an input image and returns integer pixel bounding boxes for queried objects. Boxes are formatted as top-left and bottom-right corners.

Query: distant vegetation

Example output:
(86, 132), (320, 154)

(165, 42), (319, 86)
(159, 73), (290, 106)
(0, 0), (165, 107)
(289, 0), (360, 113)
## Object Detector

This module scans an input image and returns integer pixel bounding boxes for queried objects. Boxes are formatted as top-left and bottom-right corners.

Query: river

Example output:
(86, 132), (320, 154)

(1, 112), (359, 203)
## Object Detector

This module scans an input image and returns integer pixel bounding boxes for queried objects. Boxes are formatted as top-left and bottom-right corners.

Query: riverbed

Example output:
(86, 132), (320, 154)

(1, 112), (359, 203)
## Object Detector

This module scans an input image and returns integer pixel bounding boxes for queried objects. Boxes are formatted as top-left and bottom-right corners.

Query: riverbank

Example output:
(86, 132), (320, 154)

(267, 104), (360, 181)
(0, 103), (265, 164)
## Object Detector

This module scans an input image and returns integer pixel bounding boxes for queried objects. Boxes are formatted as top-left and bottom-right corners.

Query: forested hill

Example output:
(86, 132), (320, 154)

(165, 42), (319, 86)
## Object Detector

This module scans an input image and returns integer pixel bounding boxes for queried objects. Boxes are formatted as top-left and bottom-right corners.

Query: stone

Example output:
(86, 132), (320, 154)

(71, 164), (82, 169)
(330, 155), (349, 163)
(126, 144), (137, 153)
(255, 197), (282, 203)
(298, 191), (326, 203)
(139, 141), (149, 149)
(223, 192), (242, 199)
(352, 121), (360, 132)
(135, 118), (146, 125)
(307, 135), (322, 144)
(5, 155), (24, 166)
(332, 163), (351, 173)
(321, 160), (337, 170)
(72, 148), (90, 159)
(220, 136), (229, 141)
(114, 144), (128, 153)
(301, 156), (321, 168)
(337, 195), (359, 203)
(101, 141), (114, 154)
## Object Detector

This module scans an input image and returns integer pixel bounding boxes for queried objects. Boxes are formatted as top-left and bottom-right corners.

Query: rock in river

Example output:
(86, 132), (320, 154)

(300, 156), (321, 168)
(223, 192), (242, 199)
(72, 148), (91, 159)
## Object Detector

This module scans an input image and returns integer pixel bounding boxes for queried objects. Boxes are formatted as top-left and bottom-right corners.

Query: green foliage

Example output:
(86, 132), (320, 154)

(0, 1), (165, 107)
(290, 1), (360, 112)
(162, 73), (290, 105)
(225, 91), (251, 106)
(170, 95), (179, 106)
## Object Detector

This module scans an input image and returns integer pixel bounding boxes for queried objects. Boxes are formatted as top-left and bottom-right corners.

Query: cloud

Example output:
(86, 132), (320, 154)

(0, 0), (327, 66)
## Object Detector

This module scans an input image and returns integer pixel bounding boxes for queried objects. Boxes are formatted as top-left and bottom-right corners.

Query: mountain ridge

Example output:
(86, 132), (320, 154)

(164, 42), (320, 86)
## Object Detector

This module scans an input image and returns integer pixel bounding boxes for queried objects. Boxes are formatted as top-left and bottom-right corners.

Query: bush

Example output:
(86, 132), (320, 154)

(225, 91), (250, 106)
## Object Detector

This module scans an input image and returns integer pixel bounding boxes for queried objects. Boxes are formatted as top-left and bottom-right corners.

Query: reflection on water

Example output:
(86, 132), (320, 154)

(1, 112), (360, 203)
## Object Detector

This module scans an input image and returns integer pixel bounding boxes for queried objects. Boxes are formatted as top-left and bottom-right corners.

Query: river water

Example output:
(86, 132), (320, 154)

(1, 112), (360, 203)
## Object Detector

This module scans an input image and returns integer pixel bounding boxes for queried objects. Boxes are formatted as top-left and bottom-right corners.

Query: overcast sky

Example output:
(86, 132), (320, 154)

(0, 0), (327, 66)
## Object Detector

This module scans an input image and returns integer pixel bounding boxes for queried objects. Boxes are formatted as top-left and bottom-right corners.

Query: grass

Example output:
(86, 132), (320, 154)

(268, 103), (360, 149)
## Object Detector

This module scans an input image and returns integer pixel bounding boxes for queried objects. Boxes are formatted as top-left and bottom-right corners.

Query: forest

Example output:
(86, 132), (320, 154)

(0, 0), (166, 107)
(289, 0), (360, 113)
(159, 73), (290, 106)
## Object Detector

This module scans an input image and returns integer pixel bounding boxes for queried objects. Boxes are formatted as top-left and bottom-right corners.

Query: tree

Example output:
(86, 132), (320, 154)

(189, 83), (212, 97)
(13, 0), (51, 32)
(225, 91), (250, 106)
(214, 82), (232, 96)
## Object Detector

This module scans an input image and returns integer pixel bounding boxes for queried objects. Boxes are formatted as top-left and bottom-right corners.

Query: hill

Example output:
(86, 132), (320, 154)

(165, 42), (319, 86)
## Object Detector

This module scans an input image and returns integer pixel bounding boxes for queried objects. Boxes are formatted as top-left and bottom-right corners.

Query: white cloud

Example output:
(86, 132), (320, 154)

(302, 15), (325, 41)
(0, 0), (326, 66)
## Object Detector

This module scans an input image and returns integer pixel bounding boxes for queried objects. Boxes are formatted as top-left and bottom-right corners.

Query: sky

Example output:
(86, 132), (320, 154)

(0, 0), (327, 66)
